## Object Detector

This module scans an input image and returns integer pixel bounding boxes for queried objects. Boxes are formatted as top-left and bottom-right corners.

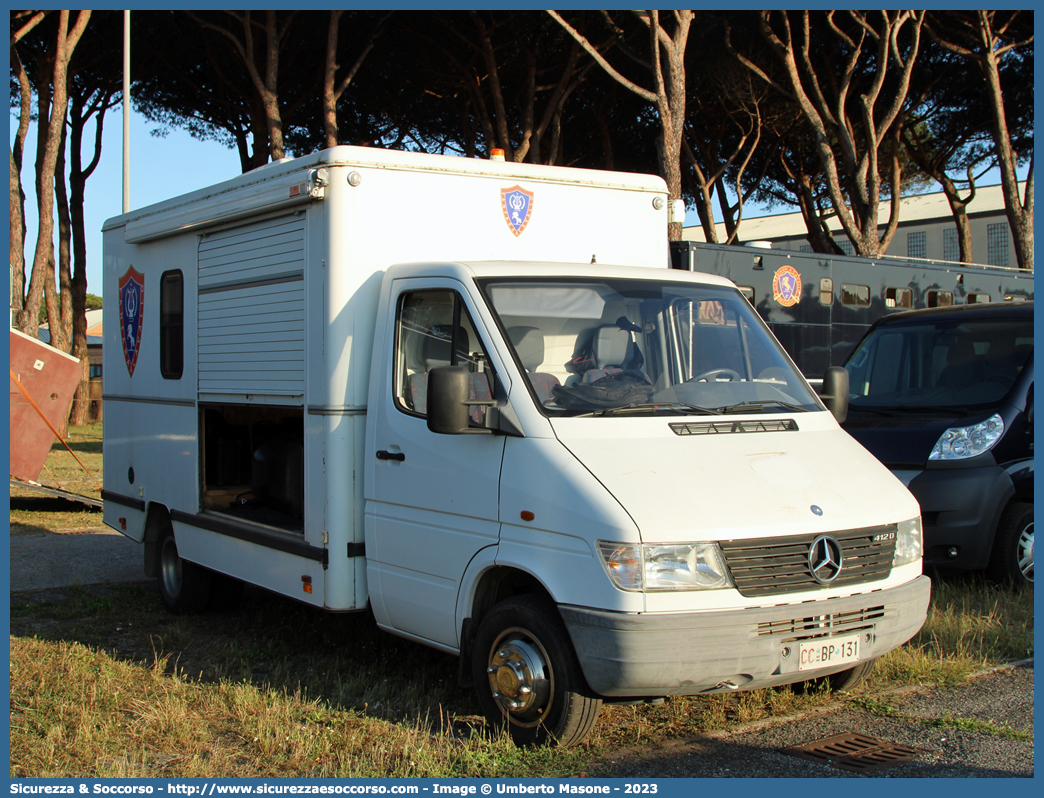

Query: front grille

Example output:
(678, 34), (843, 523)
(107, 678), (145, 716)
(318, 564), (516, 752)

(720, 525), (896, 597)
(756, 604), (888, 639)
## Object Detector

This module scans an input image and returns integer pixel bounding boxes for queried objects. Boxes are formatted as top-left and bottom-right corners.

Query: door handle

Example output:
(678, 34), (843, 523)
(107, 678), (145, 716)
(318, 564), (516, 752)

(376, 450), (405, 462)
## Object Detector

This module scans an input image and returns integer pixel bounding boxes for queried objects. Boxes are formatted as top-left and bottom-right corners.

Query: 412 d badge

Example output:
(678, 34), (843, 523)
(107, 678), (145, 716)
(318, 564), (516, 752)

(119, 266), (145, 376)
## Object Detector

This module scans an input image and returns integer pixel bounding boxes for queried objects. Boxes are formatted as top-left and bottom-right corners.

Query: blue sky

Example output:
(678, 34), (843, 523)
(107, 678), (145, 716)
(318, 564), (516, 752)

(12, 110), (243, 300)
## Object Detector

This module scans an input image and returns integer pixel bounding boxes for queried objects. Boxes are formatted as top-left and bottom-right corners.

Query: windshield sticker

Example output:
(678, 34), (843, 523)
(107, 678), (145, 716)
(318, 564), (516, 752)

(773, 265), (802, 307)
(501, 185), (534, 236)
(119, 266), (145, 376)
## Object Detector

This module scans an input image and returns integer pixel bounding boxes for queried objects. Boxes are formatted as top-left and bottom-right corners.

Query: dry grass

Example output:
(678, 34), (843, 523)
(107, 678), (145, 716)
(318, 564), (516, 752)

(10, 422), (103, 534)
(10, 571), (1033, 778)
(9, 423), (1034, 776)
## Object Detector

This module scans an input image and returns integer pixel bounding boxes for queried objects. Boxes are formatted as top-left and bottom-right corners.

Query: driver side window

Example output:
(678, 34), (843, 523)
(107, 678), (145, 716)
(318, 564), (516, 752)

(394, 290), (493, 423)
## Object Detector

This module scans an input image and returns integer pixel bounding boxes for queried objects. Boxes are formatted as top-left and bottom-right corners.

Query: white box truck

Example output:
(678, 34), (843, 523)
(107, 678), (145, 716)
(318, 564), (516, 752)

(102, 146), (930, 746)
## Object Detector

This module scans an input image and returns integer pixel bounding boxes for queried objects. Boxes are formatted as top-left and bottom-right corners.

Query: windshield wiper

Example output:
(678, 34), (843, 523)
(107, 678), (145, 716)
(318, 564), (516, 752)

(716, 400), (810, 414)
(579, 402), (724, 417)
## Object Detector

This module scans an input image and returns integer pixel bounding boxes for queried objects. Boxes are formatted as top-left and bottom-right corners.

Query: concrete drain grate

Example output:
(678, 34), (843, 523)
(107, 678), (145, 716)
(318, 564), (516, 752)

(783, 732), (933, 773)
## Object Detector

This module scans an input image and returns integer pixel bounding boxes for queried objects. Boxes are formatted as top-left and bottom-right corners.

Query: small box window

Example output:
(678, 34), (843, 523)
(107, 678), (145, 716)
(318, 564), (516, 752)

(926, 290), (953, 308)
(967, 293), (991, 304)
(841, 284), (870, 307)
(885, 287), (912, 309)
(160, 270), (184, 380)
(819, 278), (833, 305)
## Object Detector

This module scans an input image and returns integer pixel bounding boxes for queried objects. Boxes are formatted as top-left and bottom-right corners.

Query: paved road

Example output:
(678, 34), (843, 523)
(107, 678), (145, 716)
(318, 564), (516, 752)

(9, 527), (1035, 778)
(602, 662), (1034, 777)
(9, 525), (144, 591)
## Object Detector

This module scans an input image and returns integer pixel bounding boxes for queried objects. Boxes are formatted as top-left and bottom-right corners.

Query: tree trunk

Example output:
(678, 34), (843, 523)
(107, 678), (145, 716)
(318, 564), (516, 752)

(978, 27), (1033, 270)
(19, 11), (91, 337)
(548, 10), (692, 241)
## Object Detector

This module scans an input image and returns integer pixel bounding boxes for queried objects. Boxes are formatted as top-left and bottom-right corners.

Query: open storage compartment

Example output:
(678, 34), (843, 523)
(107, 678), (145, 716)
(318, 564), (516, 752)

(200, 403), (305, 534)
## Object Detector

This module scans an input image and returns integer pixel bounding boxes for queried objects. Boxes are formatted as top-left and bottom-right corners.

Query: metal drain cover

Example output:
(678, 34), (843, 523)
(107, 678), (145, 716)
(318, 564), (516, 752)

(783, 732), (933, 773)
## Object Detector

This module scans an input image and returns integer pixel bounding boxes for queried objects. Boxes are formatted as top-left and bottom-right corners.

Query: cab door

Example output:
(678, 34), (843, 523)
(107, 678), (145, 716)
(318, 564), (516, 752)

(366, 281), (506, 648)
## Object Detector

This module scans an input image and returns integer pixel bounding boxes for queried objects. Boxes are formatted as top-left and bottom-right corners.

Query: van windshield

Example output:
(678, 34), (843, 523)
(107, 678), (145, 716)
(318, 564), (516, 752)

(479, 277), (821, 416)
(845, 318), (1033, 410)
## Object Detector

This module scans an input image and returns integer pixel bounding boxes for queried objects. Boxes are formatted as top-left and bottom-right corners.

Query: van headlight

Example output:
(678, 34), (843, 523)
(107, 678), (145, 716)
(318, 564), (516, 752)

(928, 413), (1004, 461)
(597, 541), (733, 591)
(893, 517), (922, 567)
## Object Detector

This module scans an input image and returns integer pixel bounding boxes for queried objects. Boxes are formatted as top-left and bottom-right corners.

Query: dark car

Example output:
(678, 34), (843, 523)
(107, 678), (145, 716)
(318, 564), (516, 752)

(841, 302), (1033, 587)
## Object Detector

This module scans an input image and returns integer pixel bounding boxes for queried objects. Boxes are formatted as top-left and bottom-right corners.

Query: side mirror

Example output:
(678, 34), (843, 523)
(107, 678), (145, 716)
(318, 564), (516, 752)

(426, 366), (494, 435)
(820, 366), (849, 424)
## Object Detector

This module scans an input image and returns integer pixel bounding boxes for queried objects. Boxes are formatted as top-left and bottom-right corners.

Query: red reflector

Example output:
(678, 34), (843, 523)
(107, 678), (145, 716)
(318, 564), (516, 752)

(520, 511), (535, 522)
(119, 518), (127, 530)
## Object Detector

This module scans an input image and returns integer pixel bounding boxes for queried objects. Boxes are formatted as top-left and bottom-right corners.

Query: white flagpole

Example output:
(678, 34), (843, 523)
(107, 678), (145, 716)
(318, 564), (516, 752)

(123, 10), (130, 213)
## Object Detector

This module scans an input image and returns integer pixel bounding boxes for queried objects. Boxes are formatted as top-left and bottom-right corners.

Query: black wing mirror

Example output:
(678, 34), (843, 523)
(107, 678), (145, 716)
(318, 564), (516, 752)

(820, 366), (850, 424)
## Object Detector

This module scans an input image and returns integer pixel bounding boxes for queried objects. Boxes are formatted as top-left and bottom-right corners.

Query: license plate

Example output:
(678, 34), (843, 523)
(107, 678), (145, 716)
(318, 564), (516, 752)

(798, 633), (861, 671)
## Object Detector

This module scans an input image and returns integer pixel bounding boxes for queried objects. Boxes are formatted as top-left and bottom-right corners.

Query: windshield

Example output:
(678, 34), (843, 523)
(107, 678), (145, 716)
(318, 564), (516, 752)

(479, 277), (820, 416)
(845, 317), (1033, 410)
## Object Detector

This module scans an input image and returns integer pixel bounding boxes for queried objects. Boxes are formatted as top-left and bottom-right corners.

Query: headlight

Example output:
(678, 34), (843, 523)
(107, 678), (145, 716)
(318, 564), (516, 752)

(597, 541), (733, 591)
(893, 517), (922, 567)
(929, 413), (1004, 461)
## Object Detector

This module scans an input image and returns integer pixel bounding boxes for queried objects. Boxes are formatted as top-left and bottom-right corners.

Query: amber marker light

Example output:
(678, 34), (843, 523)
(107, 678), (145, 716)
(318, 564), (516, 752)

(520, 511), (535, 522)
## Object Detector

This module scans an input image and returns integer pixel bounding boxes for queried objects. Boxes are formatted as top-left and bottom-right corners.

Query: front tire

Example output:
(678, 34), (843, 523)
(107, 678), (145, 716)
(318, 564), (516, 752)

(472, 595), (602, 747)
(157, 523), (213, 614)
(987, 503), (1034, 588)
(823, 658), (877, 692)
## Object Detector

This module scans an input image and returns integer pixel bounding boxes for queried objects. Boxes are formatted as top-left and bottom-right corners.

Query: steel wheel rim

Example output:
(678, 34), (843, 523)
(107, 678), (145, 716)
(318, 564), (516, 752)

(1017, 521), (1034, 582)
(160, 536), (183, 598)
(486, 626), (554, 728)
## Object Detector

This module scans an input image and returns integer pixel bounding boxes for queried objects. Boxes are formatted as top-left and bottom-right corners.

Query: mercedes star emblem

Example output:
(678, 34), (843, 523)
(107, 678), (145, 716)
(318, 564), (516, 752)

(808, 534), (843, 584)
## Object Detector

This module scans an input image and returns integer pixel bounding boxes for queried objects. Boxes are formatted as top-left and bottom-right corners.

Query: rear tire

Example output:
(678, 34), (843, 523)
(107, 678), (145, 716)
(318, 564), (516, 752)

(472, 595), (602, 747)
(987, 503), (1033, 588)
(157, 523), (213, 614)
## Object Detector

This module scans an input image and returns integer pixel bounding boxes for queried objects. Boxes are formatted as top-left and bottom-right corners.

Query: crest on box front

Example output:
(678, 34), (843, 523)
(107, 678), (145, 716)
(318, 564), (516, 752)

(501, 185), (534, 237)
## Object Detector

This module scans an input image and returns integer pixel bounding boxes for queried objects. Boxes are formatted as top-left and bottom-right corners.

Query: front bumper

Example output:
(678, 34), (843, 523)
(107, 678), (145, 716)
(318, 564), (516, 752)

(894, 464), (1014, 570)
(560, 575), (930, 697)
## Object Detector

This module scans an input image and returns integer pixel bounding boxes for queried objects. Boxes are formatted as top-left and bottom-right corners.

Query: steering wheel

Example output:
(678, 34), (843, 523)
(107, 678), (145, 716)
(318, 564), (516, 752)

(688, 368), (742, 383)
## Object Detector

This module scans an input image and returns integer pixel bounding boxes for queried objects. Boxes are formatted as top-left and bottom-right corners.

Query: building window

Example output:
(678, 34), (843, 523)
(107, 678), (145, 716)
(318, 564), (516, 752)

(841, 284), (870, 307)
(907, 231), (927, 259)
(987, 223), (1010, 267)
(160, 270), (184, 380)
(835, 238), (854, 256)
(799, 245), (812, 253)
(927, 290), (953, 308)
(943, 228), (959, 262)
(89, 364), (103, 379)
(885, 287), (912, 309)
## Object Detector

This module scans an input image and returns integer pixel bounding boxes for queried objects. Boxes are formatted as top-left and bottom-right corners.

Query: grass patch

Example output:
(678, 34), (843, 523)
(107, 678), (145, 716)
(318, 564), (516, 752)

(10, 571), (1033, 778)
(873, 571), (1034, 687)
(10, 422), (104, 533)
(9, 422), (1034, 775)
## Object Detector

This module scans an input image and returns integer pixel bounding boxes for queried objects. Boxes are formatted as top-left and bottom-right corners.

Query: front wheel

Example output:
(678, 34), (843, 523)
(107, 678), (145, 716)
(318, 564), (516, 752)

(797, 657), (877, 694)
(472, 595), (602, 747)
(987, 503), (1034, 588)
(157, 522), (213, 614)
